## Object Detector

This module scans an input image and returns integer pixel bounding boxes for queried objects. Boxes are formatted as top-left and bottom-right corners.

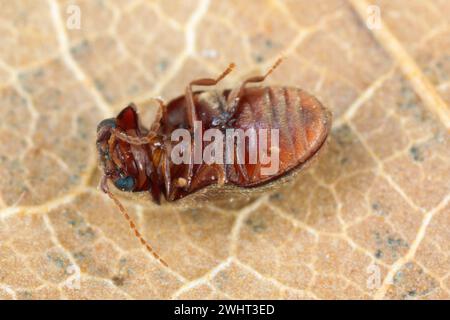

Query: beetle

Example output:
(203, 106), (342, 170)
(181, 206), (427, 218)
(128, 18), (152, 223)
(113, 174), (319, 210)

(96, 58), (331, 266)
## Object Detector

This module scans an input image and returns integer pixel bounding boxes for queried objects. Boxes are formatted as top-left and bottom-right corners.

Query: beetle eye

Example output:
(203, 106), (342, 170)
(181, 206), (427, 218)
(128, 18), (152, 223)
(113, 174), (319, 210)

(114, 176), (135, 191)
(97, 118), (116, 132)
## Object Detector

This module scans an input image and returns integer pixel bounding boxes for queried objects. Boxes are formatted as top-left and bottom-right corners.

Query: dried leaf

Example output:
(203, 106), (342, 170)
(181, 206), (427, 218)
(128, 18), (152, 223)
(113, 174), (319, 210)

(0, 0), (448, 300)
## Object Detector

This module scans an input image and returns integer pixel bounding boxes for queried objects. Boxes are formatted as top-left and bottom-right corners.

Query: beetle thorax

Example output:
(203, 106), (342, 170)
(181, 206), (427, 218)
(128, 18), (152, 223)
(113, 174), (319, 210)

(197, 91), (235, 129)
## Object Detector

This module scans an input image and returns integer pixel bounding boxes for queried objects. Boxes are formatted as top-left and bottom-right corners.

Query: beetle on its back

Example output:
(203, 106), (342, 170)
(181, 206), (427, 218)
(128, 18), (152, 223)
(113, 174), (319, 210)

(96, 58), (331, 266)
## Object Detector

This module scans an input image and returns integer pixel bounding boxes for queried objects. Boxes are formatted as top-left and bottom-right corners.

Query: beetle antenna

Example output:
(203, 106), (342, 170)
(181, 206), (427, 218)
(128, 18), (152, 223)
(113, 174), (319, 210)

(104, 186), (168, 268)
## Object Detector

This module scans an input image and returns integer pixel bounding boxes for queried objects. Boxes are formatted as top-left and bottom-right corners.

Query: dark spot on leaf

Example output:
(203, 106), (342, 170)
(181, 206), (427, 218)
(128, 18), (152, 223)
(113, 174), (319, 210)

(70, 40), (90, 56)
(375, 250), (383, 259)
(19, 291), (33, 299)
(74, 252), (86, 261)
(387, 236), (409, 258)
(270, 192), (283, 201)
(409, 145), (424, 162)
(157, 59), (169, 72)
(245, 216), (266, 233)
(399, 83), (418, 110)
(372, 202), (387, 216)
(407, 290), (416, 297)
(399, 100), (418, 110)
(46, 252), (67, 269)
(254, 54), (264, 63)
(333, 125), (356, 146)
(94, 79), (105, 91)
(393, 270), (403, 284)
(186, 208), (202, 223)
(77, 226), (96, 239)
(112, 275), (125, 286)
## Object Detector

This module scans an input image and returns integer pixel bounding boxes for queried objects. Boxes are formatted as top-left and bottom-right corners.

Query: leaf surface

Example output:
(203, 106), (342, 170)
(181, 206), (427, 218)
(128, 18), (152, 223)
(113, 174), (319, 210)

(0, 0), (449, 299)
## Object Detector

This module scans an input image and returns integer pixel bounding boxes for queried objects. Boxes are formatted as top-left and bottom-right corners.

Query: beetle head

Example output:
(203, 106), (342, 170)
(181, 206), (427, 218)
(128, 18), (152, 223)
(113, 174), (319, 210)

(96, 104), (143, 193)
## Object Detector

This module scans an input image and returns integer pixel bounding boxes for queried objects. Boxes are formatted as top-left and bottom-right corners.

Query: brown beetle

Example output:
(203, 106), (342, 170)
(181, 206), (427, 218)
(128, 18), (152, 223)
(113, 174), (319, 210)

(96, 59), (331, 266)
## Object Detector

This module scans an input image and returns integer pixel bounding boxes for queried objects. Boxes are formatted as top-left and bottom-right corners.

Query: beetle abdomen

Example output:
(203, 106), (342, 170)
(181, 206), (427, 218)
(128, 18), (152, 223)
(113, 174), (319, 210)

(228, 86), (331, 186)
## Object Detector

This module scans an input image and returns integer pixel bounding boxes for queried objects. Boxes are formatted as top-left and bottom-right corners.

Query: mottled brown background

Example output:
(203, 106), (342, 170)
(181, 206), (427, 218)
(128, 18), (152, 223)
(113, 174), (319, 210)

(0, 0), (449, 299)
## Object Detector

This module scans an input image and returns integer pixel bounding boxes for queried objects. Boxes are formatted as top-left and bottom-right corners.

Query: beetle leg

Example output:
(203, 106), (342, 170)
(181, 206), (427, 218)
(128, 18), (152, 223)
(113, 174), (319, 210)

(186, 163), (226, 187)
(215, 164), (226, 185)
(236, 159), (250, 182)
(113, 98), (165, 145)
(149, 98), (166, 133)
(227, 57), (283, 116)
(112, 128), (157, 145)
(182, 64), (234, 190)
(162, 149), (173, 201)
(186, 141), (195, 189)
(185, 63), (235, 130)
